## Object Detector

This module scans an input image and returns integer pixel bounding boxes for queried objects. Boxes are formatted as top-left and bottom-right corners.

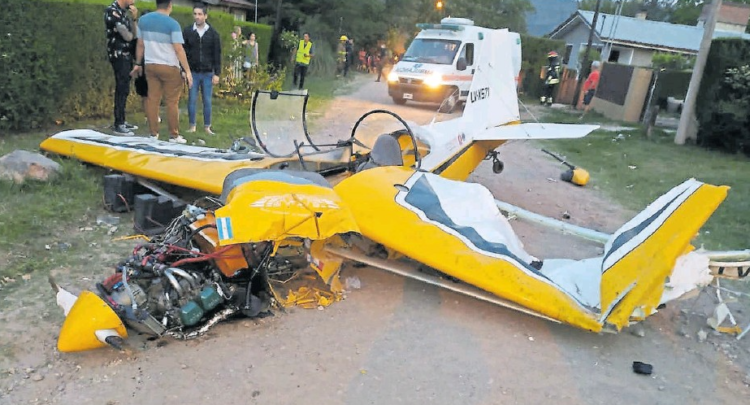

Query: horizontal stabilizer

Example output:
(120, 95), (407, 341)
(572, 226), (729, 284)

(473, 123), (599, 141)
(599, 179), (728, 329)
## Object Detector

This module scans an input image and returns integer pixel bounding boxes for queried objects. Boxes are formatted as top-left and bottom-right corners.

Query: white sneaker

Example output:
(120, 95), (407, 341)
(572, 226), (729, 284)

(169, 135), (187, 144)
(186, 126), (197, 133)
(204, 126), (215, 135)
(113, 125), (134, 136)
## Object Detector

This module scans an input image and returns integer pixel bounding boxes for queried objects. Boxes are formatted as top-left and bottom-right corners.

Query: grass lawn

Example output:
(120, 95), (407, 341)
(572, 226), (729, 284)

(0, 72), (354, 283)
(538, 109), (749, 251)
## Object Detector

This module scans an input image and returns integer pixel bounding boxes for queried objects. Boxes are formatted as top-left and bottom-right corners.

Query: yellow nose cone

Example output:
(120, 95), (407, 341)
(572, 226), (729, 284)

(571, 168), (590, 186)
(57, 291), (128, 352)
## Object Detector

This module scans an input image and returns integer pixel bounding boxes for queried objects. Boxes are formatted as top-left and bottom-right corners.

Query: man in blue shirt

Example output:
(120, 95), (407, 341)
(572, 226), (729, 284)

(131, 0), (192, 143)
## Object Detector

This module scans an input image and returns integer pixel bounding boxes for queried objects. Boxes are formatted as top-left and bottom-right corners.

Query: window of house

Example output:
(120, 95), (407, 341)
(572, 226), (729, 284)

(608, 49), (621, 63)
(459, 43), (474, 65)
(563, 45), (573, 64)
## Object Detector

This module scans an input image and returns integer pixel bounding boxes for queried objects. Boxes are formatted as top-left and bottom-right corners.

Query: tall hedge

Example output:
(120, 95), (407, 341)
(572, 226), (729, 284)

(0, 0), (272, 131)
(695, 38), (750, 156)
(519, 35), (566, 98)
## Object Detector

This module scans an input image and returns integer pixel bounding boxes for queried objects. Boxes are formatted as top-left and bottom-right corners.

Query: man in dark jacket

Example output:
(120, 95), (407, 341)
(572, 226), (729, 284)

(104, 0), (139, 135)
(183, 4), (221, 134)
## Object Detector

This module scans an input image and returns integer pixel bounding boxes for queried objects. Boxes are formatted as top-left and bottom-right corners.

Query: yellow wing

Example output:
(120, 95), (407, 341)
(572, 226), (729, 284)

(334, 167), (727, 332)
(334, 166), (603, 332)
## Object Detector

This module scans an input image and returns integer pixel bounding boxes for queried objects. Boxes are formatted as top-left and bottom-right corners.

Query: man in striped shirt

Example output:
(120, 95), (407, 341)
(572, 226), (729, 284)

(131, 0), (192, 143)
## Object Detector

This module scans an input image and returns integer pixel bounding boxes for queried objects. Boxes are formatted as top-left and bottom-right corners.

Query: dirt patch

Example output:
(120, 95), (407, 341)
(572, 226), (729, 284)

(1, 75), (748, 405)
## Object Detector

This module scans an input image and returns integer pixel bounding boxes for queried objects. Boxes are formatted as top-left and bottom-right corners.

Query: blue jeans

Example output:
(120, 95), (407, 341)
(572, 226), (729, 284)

(188, 72), (213, 127)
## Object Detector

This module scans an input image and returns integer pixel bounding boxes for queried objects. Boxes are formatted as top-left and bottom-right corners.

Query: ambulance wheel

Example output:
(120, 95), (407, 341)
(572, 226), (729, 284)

(438, 90), (458, 113)
(392, 96), (407, 105)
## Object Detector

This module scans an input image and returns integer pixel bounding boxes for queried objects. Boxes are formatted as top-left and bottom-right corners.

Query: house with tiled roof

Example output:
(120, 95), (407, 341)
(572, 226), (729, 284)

(143, 0), (256, 21)
(548, 8), (750, 70)
(697, 1), (750, 33)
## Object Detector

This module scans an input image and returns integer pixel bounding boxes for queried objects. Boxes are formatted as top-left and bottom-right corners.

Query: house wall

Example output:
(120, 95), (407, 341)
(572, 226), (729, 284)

(603, 45), (634, 65)
(555, 21), (604, 69)
(630, 48), (654, 67)
(716, 22), (747, 33)
(593, 64), (653, 122)
(146, 0), (248, 21)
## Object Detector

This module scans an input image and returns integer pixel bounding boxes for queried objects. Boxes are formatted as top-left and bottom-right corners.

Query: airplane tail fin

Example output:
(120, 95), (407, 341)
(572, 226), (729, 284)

(460, 29), (520, 133)
(598, 179), (728, 330)
(457, 31), (599, 143)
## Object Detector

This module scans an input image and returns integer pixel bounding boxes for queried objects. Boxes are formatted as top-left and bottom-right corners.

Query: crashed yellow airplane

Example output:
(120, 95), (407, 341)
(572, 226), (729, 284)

(41, 30), (727, 352)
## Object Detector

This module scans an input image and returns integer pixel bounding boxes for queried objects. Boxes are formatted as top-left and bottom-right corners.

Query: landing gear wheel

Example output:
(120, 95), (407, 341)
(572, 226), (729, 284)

(492, 159), (504, 174)
(438, 90), (458, 113)
(392, 96), (407, 105)
(485, 151), (504, 174)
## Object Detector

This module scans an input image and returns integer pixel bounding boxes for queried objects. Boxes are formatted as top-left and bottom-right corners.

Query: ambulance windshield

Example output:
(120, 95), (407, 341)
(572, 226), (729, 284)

(401, 39), (461, 65)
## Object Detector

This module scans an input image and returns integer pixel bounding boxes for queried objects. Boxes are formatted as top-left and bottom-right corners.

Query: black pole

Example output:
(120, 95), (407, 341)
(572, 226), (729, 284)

(572, 0), (602, 109)
(268, 0), (283, 66)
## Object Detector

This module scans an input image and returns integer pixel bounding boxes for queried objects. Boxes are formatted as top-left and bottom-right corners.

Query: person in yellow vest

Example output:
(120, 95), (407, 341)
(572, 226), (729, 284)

(540, 50), (561, 106)
(292, 32), (314, 90)
(336, 35), (348, 76)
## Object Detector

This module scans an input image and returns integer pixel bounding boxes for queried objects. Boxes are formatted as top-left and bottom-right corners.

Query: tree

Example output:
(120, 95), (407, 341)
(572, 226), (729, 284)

(670, 0), (705, 25)
(448, 0), (534, 32)
(258, 0), (534, 68)
(578, 0), (676, 22)
(670, 0), (750, 30)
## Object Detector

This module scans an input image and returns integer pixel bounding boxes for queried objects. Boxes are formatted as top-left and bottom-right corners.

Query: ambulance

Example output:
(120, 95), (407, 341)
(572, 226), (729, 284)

(387, 17), (521, 112)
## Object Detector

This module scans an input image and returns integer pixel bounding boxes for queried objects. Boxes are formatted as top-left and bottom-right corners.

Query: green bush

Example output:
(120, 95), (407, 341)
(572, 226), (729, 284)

(578, 47), (601, 66)
(217, 42), (286, 103)
(519, 35), (566, 98)
(696, 38), (750, 156)
(299, 16), (338, 78)
(651, 52), (694, 70)
(0, 0), (273, 131)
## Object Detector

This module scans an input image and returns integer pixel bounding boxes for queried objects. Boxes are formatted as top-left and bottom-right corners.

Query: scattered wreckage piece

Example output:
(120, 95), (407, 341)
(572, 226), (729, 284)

(53, 170), (358, 352)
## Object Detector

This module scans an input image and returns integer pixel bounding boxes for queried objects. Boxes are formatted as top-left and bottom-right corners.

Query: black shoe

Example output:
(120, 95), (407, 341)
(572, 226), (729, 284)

(123, 122), (139, 130)
(113, 124), (134, 136)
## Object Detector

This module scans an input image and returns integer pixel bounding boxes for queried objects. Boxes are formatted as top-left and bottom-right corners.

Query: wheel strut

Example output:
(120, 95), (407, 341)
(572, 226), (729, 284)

(485, 151), (504, 174)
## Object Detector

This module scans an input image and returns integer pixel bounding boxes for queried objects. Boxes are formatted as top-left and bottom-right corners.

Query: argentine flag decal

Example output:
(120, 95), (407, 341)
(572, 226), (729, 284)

(216, 217), (234, 241)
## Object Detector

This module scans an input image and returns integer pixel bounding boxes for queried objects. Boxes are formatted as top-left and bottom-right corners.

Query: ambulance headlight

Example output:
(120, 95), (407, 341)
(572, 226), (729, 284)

(424, 72), (443, 88)
(387, 71), (399, 82)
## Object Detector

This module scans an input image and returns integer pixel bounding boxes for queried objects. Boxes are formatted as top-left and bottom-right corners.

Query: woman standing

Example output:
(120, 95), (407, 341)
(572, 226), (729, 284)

(243, 32), (259, 71)
(231, 26), (243, 80)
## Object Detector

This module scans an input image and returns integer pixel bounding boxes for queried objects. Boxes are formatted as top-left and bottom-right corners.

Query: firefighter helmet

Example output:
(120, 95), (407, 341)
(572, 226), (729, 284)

(340, 35), (348, 41)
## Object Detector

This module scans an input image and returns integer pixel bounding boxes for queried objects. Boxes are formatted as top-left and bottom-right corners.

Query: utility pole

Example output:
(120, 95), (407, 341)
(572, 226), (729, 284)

(572, 0), (602, 109)
(675, 0), (722, 145)
(268, 0), (282, 66)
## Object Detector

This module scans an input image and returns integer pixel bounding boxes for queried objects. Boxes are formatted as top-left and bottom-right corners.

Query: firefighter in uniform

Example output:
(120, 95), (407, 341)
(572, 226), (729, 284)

(540, 50), (561, 106)
(336, 35), (348, 76)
